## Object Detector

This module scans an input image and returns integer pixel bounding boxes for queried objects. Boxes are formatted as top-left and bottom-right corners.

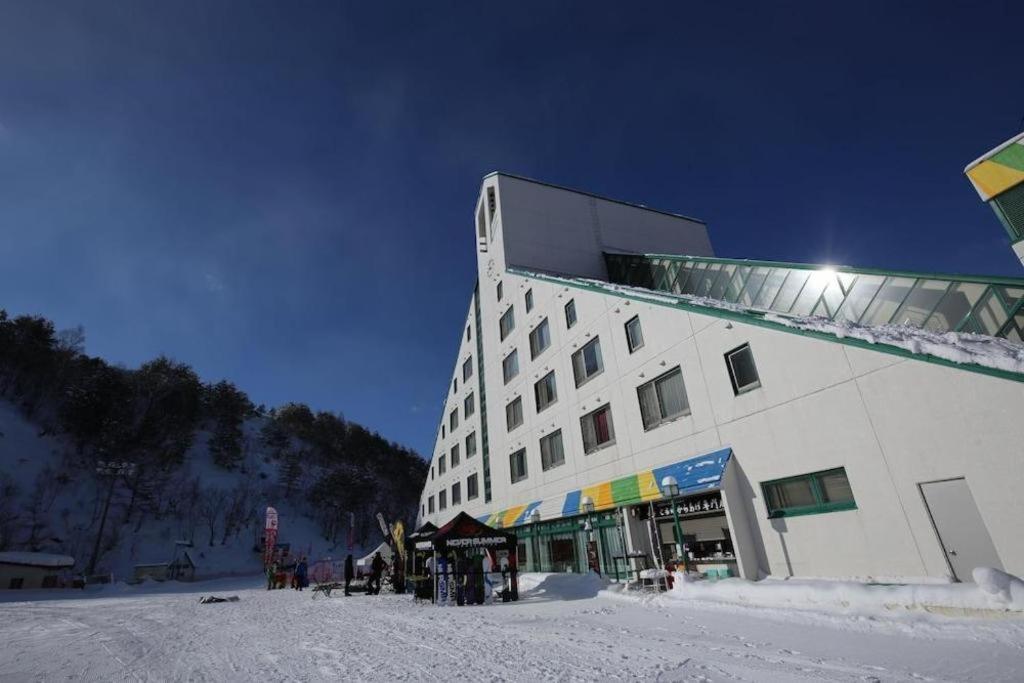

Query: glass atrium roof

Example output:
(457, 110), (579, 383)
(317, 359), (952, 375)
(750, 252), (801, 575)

(604, 253), (1024, 343)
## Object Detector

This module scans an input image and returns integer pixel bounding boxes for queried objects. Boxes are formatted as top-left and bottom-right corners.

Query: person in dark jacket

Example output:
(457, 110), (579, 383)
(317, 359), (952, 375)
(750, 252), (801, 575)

(294, 557), (308, 591)
(369, 552), (386, 595)
(344, 554), (354, 596)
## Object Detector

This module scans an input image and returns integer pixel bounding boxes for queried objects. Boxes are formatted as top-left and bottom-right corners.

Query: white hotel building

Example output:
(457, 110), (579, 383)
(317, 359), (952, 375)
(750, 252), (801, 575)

(416, 171), (1024, 583)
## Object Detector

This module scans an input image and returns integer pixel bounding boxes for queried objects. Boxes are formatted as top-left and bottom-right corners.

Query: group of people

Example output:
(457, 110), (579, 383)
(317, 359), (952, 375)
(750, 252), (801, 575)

(266, 556), (309, 591)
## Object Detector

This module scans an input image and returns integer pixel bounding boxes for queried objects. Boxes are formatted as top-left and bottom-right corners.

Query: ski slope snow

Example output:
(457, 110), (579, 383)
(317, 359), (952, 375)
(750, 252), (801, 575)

(2, 574), (1023, 682)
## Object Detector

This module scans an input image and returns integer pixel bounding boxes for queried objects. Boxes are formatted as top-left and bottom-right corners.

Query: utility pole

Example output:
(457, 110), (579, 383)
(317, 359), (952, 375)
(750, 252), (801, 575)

(85, 461), (136, 578)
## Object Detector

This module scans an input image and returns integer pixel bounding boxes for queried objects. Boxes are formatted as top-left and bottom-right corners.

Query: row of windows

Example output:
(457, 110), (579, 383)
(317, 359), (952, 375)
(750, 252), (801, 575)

(426, 472), (480, 515)
(451, 356), (474, 395)
(430, 431), (478, 480)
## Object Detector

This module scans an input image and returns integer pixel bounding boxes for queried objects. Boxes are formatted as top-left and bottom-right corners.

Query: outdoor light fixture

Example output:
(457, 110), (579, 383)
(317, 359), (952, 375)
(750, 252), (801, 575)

(661, 475), (684, 567)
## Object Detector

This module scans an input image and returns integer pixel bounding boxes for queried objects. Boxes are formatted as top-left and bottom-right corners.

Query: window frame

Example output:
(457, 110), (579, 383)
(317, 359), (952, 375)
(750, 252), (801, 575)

(466, 431), (477, 457)
(438, 454), (446, 475)
(572, 337), (604, 388)
(499, 306), (515, 341)
(497, 281), (503, 301)
(505, 396), (524, 432)
(525, 288), (534, 313)
(725, 343), (761, 395)
(451, 481), (461, 506)
(439, 489), (447, 511)
(502, 349), (519, 384)
(449, 408), (459, 431)
(428, 495), (435, 514)
(625, 315), (645, 353)
(462, 357), (473, 381)
(580, 403), (615, 454)
(450, 443), (460, 467)
(637, 366), (690, 431)
(510, 447), (528, 484)
(565, 299), (577, 329)
(467, 473), (479, 500)
(529, 317), (551, 360)
(540, 429), (566, 471)
(534, 370), (558, 413)
(761, 467), (857, 518)
(464, 392), (475, 418)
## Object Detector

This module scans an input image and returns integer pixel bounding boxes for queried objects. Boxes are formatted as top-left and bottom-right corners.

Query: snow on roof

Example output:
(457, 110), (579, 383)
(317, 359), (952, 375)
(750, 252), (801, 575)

(0, 552), (75, 568)
(527, 271), (1024, 378)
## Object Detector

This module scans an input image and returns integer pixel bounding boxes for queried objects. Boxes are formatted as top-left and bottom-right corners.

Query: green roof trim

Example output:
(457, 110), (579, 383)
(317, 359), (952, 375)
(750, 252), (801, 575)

(507, 267), (1024, 385)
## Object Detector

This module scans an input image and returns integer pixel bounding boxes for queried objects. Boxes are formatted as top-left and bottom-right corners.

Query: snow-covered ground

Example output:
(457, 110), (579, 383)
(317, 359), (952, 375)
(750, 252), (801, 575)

(3, 574), (1023, 682)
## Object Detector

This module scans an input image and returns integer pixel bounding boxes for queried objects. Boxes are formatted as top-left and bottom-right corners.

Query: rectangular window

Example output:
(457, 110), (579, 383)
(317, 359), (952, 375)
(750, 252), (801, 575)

(467, 473), (479, 500)
(466, 431), (477, 457)
(506, 396), (523, 432)
(451, 443), (460, 467)
(529, 318), (551, 359)
(438, 454), (446, 475)
(725, 343), (761, 395)
(637, 366), (690, 430)
(572, 337), (604, 387)
(487, 186), (496, 221)
(625, 315), (644, 353)
(580, 404), (615, 454)
(431, 466), (434, 481)
(525, 288), (534, 314)
(762, 467), (856, 518)
(499, 306), (515, 340)
(503, 349), (519, 384)
(439, 490), (447, 511)
(510, 448), (528, 483)
(463, 357), (473, 381)
(451, 482), (461, 506)
(540, 429), (565, 471)
(466, 325), (471, 342)
(565, 299), (577, 328)
(534, 370), (558, 412)
(428, 496), (435, 514)
(449, 408), (459, 431)
(497, 281), (503, 302)
(452, 378), (458, 394)
(441, 424), (446, 439)
(464, 392), (475, 418)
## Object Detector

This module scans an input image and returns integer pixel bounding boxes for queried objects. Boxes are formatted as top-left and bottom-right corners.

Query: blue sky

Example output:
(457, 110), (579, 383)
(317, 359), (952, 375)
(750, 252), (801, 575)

(1, 2), (1022, 457)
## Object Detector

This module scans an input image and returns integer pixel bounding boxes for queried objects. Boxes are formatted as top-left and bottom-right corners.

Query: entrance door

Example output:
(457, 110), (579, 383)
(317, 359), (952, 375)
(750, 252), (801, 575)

(920, 478), (1003, 582)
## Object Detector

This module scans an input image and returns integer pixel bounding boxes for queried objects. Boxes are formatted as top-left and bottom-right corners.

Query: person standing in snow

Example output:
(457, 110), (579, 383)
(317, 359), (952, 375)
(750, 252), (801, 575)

(266, 562), (276, 590)
(369, 551), (386, 595)
(344, 554), (354, 596)
(295, 557), (308, 591)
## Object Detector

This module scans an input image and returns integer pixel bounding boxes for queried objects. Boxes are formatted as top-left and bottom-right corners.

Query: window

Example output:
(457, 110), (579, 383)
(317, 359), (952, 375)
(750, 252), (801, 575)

(506, 396), (523, 431)
(525, 288), (534, 313)
(487, 186), (496, 221)
(762, 468), (856, 518)
(466, 431), (477, 457)
(451, 443), (460, 467)
(449, 408), (459, 431)
(499, 306), (515, 340)
(625, 315), (644, 353)
(439, 490), (447, 511)
(466, 325), (471, 342)
(441, 424), (445, 439)
(540, 430), (565, 471)
(510, 448), (528, 483)
(503, 349), (519, 384)
(464, 392), (475, 418)
(565, 299), (577, 328)
(431, 466), (434, 481)
(453, 378), (458, 394)
(725, 343), (761, 395)
(428, 496), (435, 514)
(581, 404), (615, 454)
(534, 370), (558, 412)
(438, 454), (446, 475)
(422, 503), (425, 517)
(497, 281), (503, 302)
(572, 337), (604, 387)
(467, 473), (479, 500)
(451, 482), (461, 506)
(637, 367), (690, 430)
(529, 318), (551, 359)
(463, 357), (473, 381)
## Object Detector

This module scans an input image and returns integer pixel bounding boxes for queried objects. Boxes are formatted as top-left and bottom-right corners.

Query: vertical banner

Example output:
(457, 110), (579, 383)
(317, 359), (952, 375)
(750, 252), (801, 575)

(264, 506), (279, 568)
(392, 521), (405, 561)
(347, 512), (355, 550)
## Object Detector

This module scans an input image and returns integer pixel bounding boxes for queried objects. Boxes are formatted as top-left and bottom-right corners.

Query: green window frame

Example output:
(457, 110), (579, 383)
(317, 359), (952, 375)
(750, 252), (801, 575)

(761, 467), (856, 518)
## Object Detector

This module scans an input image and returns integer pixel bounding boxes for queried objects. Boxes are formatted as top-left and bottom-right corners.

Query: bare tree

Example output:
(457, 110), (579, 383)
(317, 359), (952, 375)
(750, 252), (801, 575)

(199, 488), (227, 547)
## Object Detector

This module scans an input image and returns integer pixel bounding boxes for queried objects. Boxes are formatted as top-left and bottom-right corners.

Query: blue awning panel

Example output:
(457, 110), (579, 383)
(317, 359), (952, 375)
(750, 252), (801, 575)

(651, 447), (732, 496)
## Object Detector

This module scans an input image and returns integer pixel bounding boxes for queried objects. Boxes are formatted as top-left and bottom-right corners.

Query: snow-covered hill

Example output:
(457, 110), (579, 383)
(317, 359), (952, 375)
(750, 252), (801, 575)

(0, 398), (375, 579)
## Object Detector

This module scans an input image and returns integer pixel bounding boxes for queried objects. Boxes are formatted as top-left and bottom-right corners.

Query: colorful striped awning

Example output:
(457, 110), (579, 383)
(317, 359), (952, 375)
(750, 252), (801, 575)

(966, 132), (1024, 202)
(477, 447), (732, 529)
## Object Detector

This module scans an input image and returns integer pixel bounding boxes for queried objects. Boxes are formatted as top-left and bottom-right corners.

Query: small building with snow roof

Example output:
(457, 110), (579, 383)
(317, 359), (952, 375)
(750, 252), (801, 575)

(0, 552), (75, 589)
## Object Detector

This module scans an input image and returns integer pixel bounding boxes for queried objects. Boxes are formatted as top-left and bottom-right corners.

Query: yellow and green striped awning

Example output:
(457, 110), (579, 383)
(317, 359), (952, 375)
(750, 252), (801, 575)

(966, 132), (1024, 202)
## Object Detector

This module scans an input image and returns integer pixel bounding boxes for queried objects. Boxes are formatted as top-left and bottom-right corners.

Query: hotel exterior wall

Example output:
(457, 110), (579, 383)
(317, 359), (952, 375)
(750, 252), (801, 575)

(418, 177), (1024, 581)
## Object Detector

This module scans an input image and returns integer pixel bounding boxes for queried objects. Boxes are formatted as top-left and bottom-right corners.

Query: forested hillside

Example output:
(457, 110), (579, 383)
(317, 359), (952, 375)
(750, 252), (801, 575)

(0, 310), (427, 577)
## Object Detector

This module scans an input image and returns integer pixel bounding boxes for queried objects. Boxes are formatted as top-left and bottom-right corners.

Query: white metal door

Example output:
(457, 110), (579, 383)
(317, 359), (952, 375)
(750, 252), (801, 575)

(920, 478), (1003, 582)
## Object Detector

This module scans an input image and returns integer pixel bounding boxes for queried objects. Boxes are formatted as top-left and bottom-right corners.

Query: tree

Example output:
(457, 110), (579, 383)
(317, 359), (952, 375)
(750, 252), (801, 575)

(199, 488), (227, 547)
(204, 381), (252, 470)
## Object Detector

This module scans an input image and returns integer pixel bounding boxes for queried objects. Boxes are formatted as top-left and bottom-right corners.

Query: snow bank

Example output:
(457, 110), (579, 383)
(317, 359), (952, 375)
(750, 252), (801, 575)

(663, 569), (1024, 616)
(519, 572), (608, 600)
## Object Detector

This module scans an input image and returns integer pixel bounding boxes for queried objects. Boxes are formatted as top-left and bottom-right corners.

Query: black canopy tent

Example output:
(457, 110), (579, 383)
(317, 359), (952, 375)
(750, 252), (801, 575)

(430, 512), (519, 604)
(405, 523), (438, 574)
